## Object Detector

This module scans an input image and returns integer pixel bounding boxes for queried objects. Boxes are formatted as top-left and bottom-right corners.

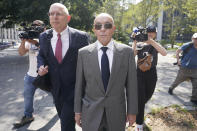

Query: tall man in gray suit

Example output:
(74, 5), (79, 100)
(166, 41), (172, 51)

(74, 13), (138, 131)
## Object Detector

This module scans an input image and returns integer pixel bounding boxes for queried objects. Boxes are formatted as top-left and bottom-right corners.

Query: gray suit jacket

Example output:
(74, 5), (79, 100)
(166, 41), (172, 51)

(74, 42), (138, 131)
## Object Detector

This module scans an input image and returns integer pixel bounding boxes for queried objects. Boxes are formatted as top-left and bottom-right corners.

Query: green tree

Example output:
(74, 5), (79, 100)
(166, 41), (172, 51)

(66, 0), (103, 32)
(0, 0), (103, 32)
(183, 0), (197, 32)
(163, 0), (187, 47)
(96, 0), (130, 43)
(123, 0), (160, 31)
(0, 0), (58, 27)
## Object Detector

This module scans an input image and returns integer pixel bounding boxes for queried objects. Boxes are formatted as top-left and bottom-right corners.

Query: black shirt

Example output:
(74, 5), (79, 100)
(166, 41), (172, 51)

(137, 43), (158, 68)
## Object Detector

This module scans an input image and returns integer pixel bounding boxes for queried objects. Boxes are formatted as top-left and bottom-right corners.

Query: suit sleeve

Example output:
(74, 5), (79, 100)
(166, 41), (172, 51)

(37, 34), (47, 69)
(126, 48), (138, 115)
(74, 50), (86, 113)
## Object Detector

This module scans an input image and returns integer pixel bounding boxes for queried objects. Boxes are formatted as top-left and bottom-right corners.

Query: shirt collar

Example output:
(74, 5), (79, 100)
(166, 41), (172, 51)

(53, 26), (69, 37)
(96, 39), (114, 51)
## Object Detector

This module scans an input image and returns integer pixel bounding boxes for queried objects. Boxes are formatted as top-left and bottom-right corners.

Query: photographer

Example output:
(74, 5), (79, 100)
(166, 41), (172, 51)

(132, 25), (167, 131)
(13, 20), (45, 128)
(168, 33), (197, 105)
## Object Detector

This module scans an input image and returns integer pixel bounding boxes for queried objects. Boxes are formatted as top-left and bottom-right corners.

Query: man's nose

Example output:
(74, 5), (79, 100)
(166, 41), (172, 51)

(100, 25), (106, 31)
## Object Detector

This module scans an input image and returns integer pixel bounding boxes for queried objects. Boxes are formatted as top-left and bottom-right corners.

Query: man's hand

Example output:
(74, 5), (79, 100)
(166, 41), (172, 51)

(75, 113), (81, 127)
(38, 65), (48, 76)
(127, 114), (136, 126)
(145, 38), (154, 45)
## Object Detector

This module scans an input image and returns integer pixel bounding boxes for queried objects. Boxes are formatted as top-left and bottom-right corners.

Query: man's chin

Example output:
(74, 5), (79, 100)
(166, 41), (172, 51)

(98, 39), (111, 46)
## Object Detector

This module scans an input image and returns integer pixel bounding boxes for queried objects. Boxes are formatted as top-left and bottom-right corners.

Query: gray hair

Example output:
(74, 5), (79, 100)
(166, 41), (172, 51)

(50, 3), (69, 15)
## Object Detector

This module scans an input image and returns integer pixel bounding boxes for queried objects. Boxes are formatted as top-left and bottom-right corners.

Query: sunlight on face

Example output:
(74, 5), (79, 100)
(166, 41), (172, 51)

(93, 15), (116, 46)
(49, 5), (70, 32)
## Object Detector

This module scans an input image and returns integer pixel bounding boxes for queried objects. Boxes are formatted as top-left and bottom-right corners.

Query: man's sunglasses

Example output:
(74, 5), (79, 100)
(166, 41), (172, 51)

(94, 23), (113, 30)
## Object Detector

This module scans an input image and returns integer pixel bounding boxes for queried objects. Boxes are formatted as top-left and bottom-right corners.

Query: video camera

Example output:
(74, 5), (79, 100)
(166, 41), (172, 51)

(131, 26), (148, 42)
(18, 23), (45, 39)
(131, 26), (157, 42)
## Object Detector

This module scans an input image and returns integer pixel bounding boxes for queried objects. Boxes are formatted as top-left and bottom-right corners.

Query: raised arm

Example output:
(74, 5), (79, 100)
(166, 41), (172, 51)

(18, 39), (28, 56)
(146, 39), (167, 56)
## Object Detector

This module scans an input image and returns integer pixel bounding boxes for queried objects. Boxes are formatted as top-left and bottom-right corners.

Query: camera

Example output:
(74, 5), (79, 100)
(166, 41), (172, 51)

(18, 23), (45, 39)
(131, 26), (148, 42)
(131, 26), (157, 42)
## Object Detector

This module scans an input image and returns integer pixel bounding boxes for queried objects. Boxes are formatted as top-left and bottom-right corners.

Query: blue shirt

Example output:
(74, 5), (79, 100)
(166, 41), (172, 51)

(181, 43), (197, 69)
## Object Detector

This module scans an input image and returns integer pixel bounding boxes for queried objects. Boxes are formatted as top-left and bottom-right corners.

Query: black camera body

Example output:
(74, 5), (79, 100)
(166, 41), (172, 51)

(18, 23), (45, 39)
(131, 26), (148, 42)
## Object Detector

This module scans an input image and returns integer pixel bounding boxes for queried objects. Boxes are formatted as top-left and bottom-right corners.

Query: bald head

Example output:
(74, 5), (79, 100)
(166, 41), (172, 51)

(94, 13), (114, 25)
(93, 13), (116, 46)
(50, 3), (69, 15)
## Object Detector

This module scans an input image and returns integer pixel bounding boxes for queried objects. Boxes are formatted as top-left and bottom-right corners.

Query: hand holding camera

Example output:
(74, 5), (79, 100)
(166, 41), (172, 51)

(131, 25), (157, 42)
(20, 38), (39, 47)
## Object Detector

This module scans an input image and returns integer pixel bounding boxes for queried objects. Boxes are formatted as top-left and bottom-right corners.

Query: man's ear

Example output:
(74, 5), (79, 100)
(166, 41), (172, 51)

(113, 25), (116, 30)
(67, 15), (71, 23)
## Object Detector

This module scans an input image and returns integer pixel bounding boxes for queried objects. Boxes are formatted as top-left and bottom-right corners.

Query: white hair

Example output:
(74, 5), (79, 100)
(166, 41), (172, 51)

(50, 3), (69, 15)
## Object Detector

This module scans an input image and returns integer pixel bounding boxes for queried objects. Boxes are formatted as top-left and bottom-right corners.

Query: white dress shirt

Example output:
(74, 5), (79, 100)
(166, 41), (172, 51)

(25, 41), (38, 77)
(51, 26), (69, 58)
(96, 39), (114, 73)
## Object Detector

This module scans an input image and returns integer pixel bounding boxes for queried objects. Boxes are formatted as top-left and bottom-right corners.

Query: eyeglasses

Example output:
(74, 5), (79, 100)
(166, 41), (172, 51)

(94, 22), (113, 30)
(48, 12), (65, 17)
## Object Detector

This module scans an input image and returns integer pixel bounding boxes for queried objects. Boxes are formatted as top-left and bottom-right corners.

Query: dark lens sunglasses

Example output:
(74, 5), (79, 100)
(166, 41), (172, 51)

(94, 23), (113, 30)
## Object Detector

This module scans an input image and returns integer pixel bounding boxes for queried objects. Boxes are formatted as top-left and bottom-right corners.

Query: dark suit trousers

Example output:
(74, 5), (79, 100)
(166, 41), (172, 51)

(55, 101), (75, 131)
(98, 109), (109, 131)
(136, 67), (157, 125)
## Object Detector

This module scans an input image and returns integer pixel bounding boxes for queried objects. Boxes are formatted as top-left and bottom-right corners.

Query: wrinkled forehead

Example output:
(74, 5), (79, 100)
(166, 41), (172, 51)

(94, 15), (114, 24)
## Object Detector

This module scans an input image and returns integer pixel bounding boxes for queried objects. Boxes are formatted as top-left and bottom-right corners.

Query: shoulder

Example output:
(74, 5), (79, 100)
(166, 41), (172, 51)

(69, 27), (88, 36)
(181, 42), (193, 50)
(114, 42), (133, 52)
(39, 29), (53, 38)
(79, 43), (95, 53)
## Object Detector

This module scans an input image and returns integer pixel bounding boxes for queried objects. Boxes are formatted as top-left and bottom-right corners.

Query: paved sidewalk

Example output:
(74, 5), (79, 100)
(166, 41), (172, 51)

(0, 46), (196, 131)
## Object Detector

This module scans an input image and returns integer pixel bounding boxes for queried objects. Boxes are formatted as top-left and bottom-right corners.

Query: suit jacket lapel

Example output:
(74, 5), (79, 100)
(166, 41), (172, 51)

(89, 43), (106, 94)
(106, 42), (122, 94)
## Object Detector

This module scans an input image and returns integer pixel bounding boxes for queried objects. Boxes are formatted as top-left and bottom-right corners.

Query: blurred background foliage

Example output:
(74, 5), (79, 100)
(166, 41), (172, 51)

(0, 0), (196, 45)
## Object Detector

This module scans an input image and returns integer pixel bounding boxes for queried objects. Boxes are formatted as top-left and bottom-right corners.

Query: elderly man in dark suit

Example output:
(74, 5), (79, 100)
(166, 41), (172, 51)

(37, 3), (89, 131)
(74, 13), (138, 131)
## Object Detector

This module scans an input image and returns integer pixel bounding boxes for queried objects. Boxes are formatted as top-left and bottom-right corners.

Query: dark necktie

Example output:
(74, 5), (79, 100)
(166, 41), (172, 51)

(101, 47), (110, 92)
(55, 33), (62, 63)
